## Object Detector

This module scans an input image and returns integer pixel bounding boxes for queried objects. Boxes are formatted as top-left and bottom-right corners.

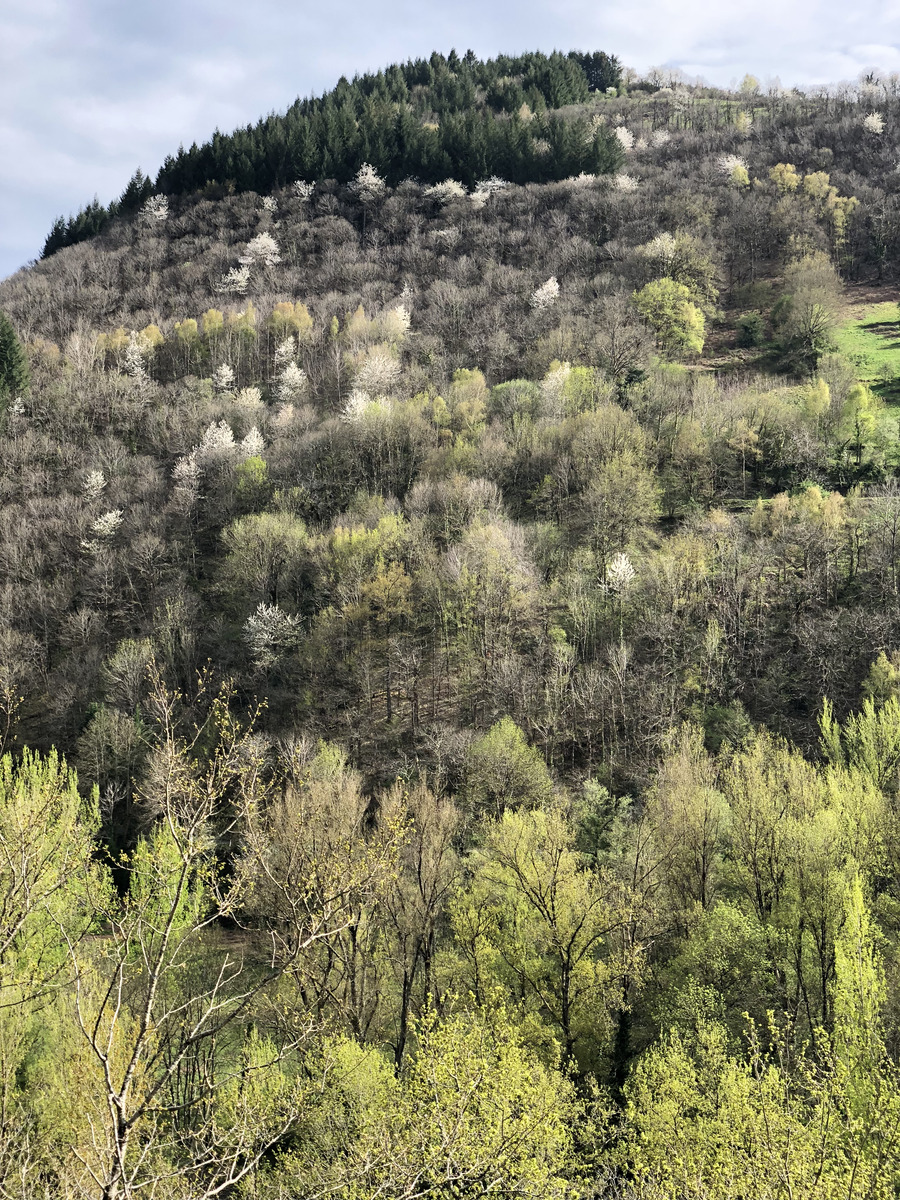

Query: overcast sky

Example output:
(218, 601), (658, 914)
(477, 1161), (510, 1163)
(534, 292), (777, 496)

(2, 0), (900, 280)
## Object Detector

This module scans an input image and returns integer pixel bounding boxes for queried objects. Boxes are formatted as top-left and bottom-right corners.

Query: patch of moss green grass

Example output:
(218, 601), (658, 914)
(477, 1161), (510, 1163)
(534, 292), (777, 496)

(835, 302), (900, 402)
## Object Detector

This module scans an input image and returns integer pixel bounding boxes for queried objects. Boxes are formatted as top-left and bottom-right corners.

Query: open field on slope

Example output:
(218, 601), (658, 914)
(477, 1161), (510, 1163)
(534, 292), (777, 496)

(836, 295), (900, 401)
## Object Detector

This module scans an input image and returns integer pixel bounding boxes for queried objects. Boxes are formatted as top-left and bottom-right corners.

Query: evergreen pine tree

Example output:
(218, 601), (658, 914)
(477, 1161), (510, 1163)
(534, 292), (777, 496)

(117, 167), (154, 213)
(41, 215), (68, 258)
(0, 312), (30, 420)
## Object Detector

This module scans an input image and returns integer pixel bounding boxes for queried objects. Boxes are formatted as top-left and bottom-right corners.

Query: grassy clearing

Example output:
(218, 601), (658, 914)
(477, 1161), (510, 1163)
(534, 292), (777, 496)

(834, 301), (900, 401)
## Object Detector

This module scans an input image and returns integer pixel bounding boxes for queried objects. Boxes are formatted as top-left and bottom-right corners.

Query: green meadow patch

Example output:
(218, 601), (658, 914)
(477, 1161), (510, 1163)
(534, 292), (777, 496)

(834, 301), (900, 401)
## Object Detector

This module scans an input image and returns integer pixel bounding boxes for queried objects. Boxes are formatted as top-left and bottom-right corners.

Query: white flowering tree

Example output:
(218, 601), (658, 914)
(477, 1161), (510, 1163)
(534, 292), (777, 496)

(613, 173), (639, 193)
(244, 603), (302, 667)
(636, 232), (677, 267)
(140, 194), (169, 223)
(382, 304), (412, 342)
(181, 420), (265, 481)
(93, 510), (123, 539)
(355, 349), (401, 394)
(123, 332), (149, 382)
(172, 451), (201, 513)
(83, 469), (107, 502)
(213, 364), (236, 392)
(350, 162), (386, 239)
(716, 154), (750, 186)
(605, 551), (636, 637)
(470, 176), (509, 209)
(273, 337), (296, 368)
(530, 277), (560, 312)
(475, 175), (509, 196)
(342, 388), (372, 422)
(217, 264), (251, 295)
(292, 180), (315, 200)
(424, 180), (467, 205)
(863, 111), (885, 134)
(81, 509), (124, 554)
(606, 552), (636, 592)
(613, 126), (635, 152)
(275, 362), (308, 403)
(239, 232), (281, 267)
(349, 163), (387, 205)
(240, 427), (265, 460)
(196, 420), (237, 466)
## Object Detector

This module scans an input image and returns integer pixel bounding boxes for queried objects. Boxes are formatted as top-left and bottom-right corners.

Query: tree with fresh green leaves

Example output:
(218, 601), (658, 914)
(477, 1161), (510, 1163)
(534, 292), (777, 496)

(624, 876), (900, 1199)
(642, 725), (729, 922)
(776, 252), (842, 370)
(280, 1007), (582, 1199)
(632, 279), (705, 358)
(220, 511), (309, 608)
(462, 717), (553, 816)
(451, 803), (633, 1069)
(0, 751), (103, 1194)
(241, 739), (407, 1040)
(839, 382), (883, 467)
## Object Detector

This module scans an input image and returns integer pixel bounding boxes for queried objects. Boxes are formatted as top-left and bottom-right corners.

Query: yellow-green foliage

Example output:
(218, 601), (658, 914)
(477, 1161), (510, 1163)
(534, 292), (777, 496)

(633, 278), (705, 357)
(770, 161), (801, 192)
(821, 693), (900, 792)
(268, 300), (313, 338)
(136, 323), (164, 353)
(235, 454), (270, 506)
(624, 1018), (900, 1199)
(451, 802), (628, 1068)
(0, 749), (101, 999)
(201, 307), (225, 338)
(227, 300), (257, 337)
(174, 317), (199, 344)
(626, 878), (900, 1199)
(95, 324), (129, 362)
(800, 171), (859, 245)
(220, 510), (308, 607)
(279, 1010), (578, 1199)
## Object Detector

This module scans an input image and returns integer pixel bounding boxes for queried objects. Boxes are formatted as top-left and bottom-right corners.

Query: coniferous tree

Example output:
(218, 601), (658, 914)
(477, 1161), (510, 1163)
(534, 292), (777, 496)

(568, 49), (622, 92)
(117, 167), (154, 213)
(0, 311), (29, 422)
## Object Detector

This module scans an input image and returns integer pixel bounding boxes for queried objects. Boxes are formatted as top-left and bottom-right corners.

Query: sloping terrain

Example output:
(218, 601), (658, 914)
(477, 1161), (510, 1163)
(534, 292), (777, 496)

(2, 60), (900, 1200)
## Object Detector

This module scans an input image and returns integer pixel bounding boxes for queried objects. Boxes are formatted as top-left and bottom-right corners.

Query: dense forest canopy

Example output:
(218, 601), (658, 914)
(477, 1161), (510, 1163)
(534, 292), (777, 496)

(4, 48), (900, 1198)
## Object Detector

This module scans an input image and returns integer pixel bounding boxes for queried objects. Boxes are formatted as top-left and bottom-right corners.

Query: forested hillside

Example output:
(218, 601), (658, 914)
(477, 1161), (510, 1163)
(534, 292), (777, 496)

(41, 49), (623, 258)
(3, 54), (900, 1198)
